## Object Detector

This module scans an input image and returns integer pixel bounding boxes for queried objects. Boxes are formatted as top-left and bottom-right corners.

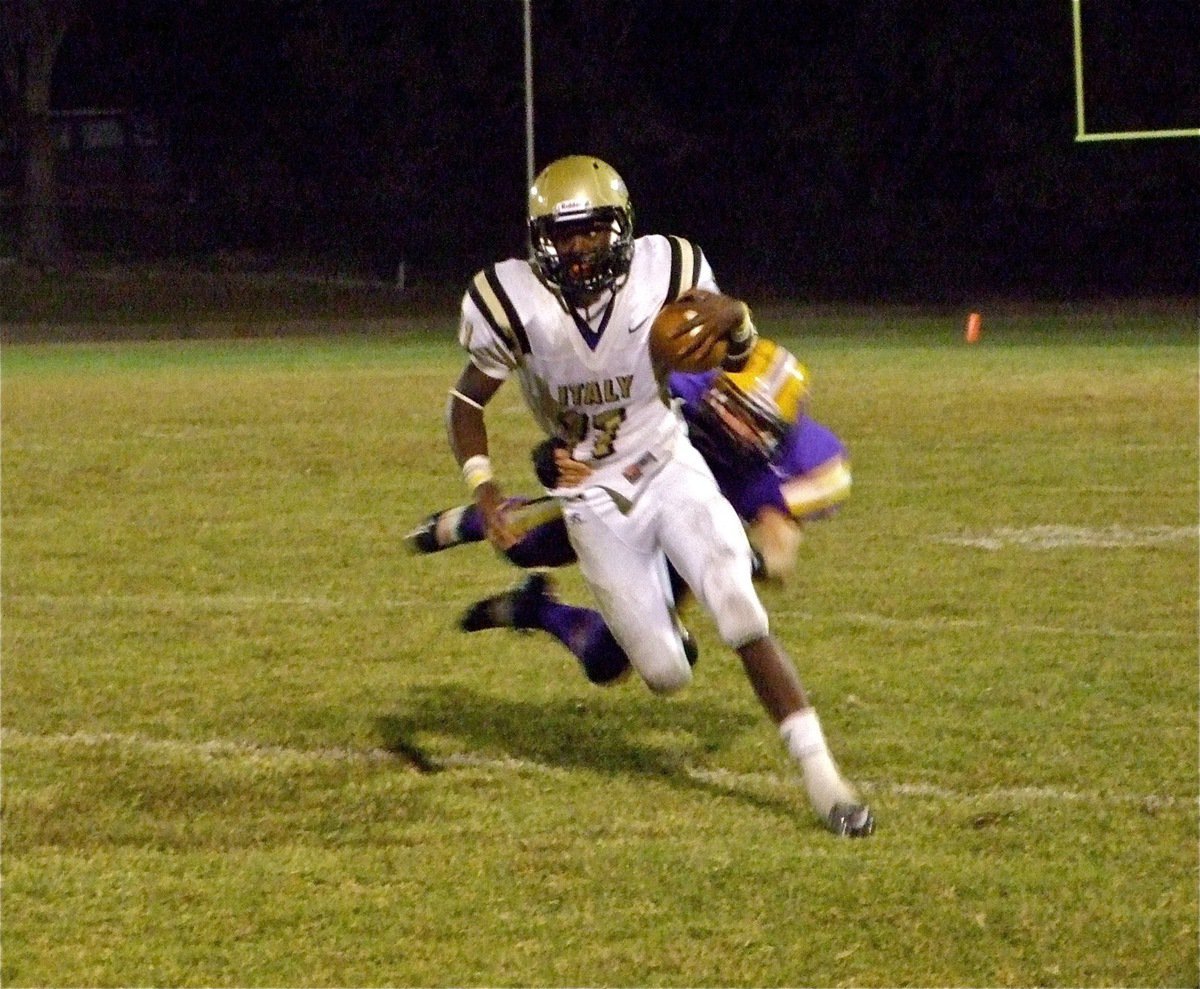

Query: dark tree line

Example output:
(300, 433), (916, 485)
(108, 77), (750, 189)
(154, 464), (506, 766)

(2, 0), (80, 267)
(2, 0), (1197, 300)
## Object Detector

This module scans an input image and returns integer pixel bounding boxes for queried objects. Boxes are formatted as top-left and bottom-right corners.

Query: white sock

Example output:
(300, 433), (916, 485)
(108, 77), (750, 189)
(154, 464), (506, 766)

(435, 506), (468, 547)
(779, 708), (857, 817)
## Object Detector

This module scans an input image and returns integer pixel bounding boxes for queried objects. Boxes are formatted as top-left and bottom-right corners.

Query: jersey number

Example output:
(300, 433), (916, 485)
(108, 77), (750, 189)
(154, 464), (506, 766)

(560, 408), (627, 459)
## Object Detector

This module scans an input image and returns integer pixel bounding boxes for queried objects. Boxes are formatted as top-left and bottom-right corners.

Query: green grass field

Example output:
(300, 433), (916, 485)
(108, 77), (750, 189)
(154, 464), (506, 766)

(2, 306), (1197, 987)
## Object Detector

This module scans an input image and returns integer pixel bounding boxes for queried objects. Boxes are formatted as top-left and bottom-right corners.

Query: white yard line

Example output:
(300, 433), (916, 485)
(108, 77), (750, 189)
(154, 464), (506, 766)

(3, 592), (420, 612)
(933, 524), (1197, 550)
(2, 728), (1189, 811)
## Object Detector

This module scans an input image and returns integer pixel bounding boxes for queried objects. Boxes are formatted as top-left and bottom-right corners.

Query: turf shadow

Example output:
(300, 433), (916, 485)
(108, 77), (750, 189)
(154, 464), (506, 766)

(374, 682), (808, 821)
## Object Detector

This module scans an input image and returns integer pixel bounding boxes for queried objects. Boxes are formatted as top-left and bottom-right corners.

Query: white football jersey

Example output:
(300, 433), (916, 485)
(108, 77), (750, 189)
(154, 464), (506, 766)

(459, 234), (719, 502)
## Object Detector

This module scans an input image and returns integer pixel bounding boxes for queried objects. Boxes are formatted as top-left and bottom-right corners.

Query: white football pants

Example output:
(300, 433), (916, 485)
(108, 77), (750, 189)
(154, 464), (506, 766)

(562, 437), (769, 693)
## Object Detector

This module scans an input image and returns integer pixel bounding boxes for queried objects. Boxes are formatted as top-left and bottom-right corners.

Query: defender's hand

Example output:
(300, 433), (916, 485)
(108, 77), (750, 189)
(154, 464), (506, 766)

(475, 480), (517, 550)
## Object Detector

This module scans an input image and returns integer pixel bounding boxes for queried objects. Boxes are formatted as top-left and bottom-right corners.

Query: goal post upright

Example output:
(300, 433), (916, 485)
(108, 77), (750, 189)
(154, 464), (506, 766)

(1072, 0), (1088, 140)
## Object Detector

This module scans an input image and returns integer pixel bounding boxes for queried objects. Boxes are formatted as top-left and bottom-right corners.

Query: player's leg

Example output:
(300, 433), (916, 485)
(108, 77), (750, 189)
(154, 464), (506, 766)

(459, 572), (632, 685)
(503, 513), (578, 569)
(658, 447), (874, 836)
(564, 494), (694, 694)
(655, 450), (769, 650)
(405, 504), (478, 553)
(739, 636), (873, 836)
(406, 497), (578, 567)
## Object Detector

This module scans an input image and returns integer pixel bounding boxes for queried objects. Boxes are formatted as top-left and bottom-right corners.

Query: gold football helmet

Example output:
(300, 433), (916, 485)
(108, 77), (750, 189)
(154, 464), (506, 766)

(528, 156), (635, 299)
(697, 339), (810, 463)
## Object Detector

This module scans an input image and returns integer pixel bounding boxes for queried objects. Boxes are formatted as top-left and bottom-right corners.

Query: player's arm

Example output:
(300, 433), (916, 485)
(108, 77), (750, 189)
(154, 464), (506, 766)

(747, 506), (804, 581)
(447, 362), (517, 550)
(659, 241), (756, 370)
(749, 447), (852, 581)
(748, 456), (852, 580)
(779, 456), (853, 521)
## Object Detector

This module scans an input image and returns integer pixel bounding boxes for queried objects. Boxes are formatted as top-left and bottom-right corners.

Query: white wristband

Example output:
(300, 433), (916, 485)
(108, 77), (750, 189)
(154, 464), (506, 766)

(461, 454), (494, 492)
(723, 307), (758, 370)
(730, 303), (756, 344)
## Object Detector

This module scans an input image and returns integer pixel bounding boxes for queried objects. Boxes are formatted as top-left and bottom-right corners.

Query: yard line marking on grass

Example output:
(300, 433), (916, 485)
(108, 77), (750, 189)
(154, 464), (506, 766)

(1, 728), (401, 767)
(683, 766), (1188, 812)
(934, 524), (1197, 550)
(3, 728), (1190, 812)
(6, 593), (1187, 641)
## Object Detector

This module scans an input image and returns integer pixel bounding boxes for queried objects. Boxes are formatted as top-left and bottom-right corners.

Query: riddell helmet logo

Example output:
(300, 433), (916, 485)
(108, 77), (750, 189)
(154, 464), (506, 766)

(554, 198), (590, 217)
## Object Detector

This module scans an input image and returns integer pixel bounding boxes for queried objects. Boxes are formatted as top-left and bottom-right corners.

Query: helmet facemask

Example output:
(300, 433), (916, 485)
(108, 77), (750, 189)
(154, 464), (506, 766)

(529, 206), (634, 302)
(695, 376), (790, 466)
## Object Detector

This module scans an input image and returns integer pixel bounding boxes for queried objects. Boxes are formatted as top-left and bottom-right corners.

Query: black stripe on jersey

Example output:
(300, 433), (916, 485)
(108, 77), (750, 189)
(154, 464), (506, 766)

(484, 268), (531, 355)
(665, 235), (703, 304)
(466, 279), (511, 352)
(684, 238), (702, 292)
(666, 236), (683, 303)
(466, 268), (531, 356)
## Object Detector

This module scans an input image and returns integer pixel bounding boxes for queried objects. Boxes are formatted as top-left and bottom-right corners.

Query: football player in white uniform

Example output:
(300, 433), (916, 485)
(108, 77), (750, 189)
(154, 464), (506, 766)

(444, 155), (873, 836)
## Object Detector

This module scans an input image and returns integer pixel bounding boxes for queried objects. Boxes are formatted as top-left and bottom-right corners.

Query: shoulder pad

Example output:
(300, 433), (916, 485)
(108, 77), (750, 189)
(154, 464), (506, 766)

(466, 265), (531, 355)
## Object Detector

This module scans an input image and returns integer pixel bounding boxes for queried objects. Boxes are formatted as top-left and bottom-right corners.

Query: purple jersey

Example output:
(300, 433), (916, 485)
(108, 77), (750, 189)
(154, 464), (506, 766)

(668, 370), (846, 522)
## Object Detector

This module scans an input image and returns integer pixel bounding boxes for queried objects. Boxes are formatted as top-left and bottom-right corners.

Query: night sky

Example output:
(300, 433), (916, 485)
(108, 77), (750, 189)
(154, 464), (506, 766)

(24, 0), (1200, 300)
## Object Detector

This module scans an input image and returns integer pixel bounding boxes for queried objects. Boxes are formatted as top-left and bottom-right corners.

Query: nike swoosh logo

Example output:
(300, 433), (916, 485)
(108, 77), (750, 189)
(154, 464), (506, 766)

(596, 486), (635, 514)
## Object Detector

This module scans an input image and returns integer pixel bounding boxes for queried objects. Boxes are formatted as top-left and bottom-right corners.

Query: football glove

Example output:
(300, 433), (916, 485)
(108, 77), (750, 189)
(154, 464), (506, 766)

(532, 437), (568, 487)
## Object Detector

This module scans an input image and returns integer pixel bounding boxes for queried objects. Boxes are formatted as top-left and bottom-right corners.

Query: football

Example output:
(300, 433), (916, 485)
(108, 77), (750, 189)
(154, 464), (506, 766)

(648, 296), (730, 373)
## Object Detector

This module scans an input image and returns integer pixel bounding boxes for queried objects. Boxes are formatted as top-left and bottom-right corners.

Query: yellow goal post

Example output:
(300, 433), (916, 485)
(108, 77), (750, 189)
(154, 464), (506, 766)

(1072, 0), (1200, 142)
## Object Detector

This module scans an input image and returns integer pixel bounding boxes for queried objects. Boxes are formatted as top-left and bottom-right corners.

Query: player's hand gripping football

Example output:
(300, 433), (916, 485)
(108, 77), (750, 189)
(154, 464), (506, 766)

(676, 288), (757, 368)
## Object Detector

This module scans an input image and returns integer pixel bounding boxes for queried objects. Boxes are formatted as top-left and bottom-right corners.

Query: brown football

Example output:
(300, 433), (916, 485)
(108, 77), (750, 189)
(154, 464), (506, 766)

(648, 297), (729, 373)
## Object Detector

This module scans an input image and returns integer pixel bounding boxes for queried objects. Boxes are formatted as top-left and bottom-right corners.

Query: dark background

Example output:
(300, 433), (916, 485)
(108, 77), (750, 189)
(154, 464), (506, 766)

(8, 0), (1200, 303)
